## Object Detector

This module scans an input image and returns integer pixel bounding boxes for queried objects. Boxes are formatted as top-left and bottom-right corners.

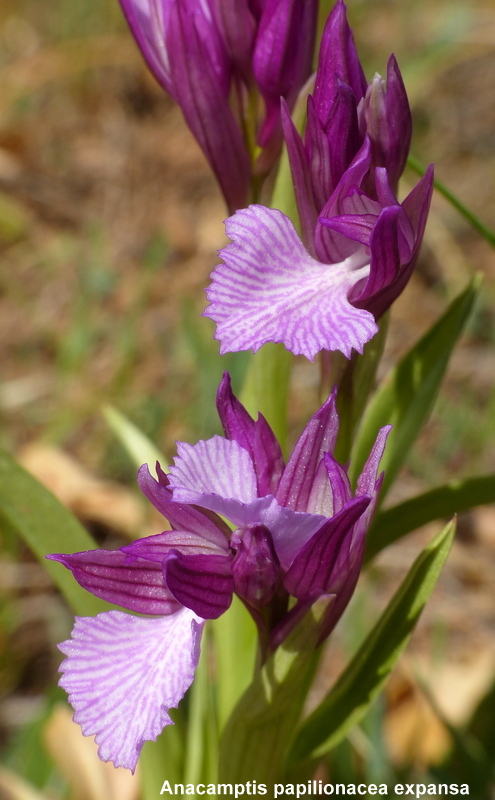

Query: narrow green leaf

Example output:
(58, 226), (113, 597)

(349, 277), (481, 496)
(184, 628), (218, 785)
(408, 155), (495, 250)
(103, 405), (166, 474)
(218, 596), (334, 784)
(0, 449), (107, 616)
(366, 474), (495, 562)
(290, 519), (455, 762)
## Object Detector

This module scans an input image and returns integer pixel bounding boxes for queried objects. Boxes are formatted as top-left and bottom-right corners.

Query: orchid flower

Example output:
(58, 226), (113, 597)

(205, 143), (433, 360)
(48, 373), (389, 772)
(117, 0), (318, 211)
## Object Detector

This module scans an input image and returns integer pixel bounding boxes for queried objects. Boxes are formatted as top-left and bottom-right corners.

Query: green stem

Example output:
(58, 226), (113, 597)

(408, 154), (495, 249)
(240, 344), (292, 452)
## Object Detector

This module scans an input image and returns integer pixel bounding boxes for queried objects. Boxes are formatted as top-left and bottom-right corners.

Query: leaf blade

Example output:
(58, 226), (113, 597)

(290, 519), (456, 762)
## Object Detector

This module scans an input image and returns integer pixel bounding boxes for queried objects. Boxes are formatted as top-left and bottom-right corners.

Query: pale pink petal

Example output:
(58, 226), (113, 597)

(59, 609), (204, 772)
(168, 435), (258, 505)
(205, 205), (378, 360)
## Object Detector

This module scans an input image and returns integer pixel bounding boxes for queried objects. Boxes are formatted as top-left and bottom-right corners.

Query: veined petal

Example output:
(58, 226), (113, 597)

(58, 609), (204, 772)
(122, 529), (229, 562)
(205, 205), (378, 360)
(168, 436), (258, 505)
(284, 495), (370, 599)
(164, 550), (234, 619)
(47, 550), (179, 616)
(216, 372), (284, 496)
(137, 464), (231, 542)
(276, 389), (340, 511)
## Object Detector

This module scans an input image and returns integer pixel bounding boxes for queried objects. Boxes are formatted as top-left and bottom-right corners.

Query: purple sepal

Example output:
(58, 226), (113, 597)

(47, 550), (179, 616)
(280, 99), (318, 250)
(307, 85), (360, 211)
(363, 55), (412, 189)
(166, 2), (251, 213)
(163, 550), (234, 619)
(209, 0), (257, 80)
(276, 389), (340, 511)
(314, 138), (372, 263)
(313, 0), (367, 125)
(231, 524), (280, 608)
(254, 0), (318, 147)
(137, 463), (231, 543)
(283, 496), (370, 600)
(353, 166), (434, 318)
(216, 372), (284, 496)
(118, 0), (174, 96)
(122, 528), (229, 564)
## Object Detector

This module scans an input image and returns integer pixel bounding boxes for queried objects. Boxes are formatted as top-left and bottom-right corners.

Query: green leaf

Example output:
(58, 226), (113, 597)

(103, 405), (166, 474)
(408, 155), (495, 250)
(289, 519), (456, 762)
(218, 596), (334, 784)
(0, 449), (108, 616)
(366, 474), (495, 562)
(349, 277), (481, 496)
(240, 343), (292, 452)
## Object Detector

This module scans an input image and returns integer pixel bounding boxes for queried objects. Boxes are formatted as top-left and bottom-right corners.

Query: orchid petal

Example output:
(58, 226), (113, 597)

(284, 496), (371, 599)
(277, 389), (339, 511)
(137, 464), (231, 542)
(168, 436), (258, 506)
(216, 372), (284, 496)
(164, 551), (234, 619)
(122, 529), (229, 562)
(47, 550), (179, 616)
(205, 205), (378, 360)
(58, 609), (203, 772)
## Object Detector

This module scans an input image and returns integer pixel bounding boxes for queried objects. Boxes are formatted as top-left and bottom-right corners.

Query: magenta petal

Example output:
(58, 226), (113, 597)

(137, 464), (231, 542)
(168, 436), (258, 506)
(216, 372), (284, 496)
(231, 523), (280, 609)
(164, 551), (233, 619)
(277, 389), (340, 511)
(122, 529), (229, 563)
(47, 550), (179, 616)
(283, 495), (370, 599)
(118, 0), (174, 95)
(167, 2), (250, 212)
(280, 98), (319, 250)
(313, 0), (367, 123)
(205, 204), (378, 360)
(58, 609), (204, 772)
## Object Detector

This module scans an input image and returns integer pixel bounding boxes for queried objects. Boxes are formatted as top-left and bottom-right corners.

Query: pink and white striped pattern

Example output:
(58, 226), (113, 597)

(205, 205), (378, 360)
(59, 608), (204, 772)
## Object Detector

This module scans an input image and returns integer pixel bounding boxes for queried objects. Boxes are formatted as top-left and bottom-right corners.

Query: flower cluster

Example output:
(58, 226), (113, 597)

(205, 1), (433, 361)
(119, 0), (318, 211)
(49, 374), (389, 771)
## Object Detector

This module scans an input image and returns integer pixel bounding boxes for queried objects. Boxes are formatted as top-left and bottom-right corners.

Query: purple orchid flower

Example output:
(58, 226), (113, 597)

(204, 141), (433, 360)
(118, 0), (318, 212)
(48, 373), (389, 772)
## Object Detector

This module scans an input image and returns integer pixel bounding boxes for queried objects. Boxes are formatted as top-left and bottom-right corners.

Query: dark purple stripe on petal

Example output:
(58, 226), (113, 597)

(277, 389), (340, 512)
(164, 551), (234, 619)
(122, 529), (228, 564)
(137, 464), (231, 543)
(281, 99), (318, 251)
(48, 549), (179, 615)
(284, 496), (370, 599)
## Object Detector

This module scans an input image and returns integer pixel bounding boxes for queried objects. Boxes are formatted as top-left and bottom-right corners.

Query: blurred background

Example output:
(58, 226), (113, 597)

(0, 0), (494, 796)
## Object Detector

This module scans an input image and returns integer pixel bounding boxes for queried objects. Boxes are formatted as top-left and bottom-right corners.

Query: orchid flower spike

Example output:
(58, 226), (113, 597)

(282, 0), (413, 237)
(118, 0), (318, 212)
(48, 373), (389, 771)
